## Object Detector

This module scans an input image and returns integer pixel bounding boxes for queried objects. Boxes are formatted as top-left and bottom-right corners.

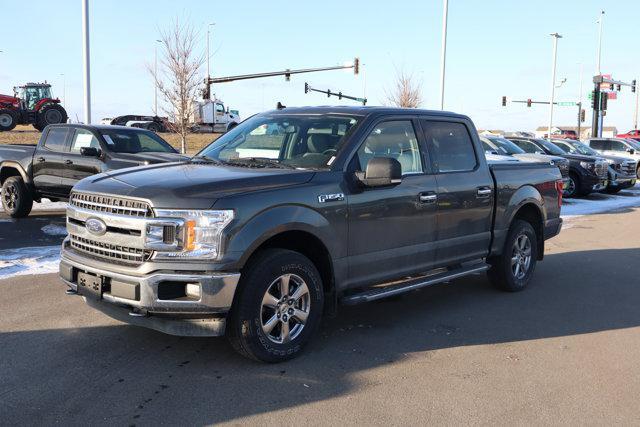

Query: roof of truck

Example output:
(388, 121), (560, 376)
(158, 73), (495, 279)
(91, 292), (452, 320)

(264, 105), (469, 119)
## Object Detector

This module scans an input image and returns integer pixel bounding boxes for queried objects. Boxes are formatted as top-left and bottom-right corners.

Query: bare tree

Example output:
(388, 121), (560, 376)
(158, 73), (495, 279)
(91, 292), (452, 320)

(148, 19), (204, 154)
(384, 70), (423, 108)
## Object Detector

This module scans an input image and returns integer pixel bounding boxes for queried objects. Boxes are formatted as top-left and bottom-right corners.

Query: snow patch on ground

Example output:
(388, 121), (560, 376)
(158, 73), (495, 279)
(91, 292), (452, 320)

(41, 224), (68, 236)
(0, 197), (67, 214)
(561, 184), (640, 218)
(0, 246), (60, 279)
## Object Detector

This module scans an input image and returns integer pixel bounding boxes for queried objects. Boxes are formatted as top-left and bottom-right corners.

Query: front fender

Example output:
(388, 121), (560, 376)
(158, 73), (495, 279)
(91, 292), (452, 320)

(224, 204), (341, 270)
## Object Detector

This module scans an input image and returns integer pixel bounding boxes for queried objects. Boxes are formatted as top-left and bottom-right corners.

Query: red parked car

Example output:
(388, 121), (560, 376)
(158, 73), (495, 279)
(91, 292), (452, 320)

(544, 130), (578, 140)
(616, 130), (640, 141)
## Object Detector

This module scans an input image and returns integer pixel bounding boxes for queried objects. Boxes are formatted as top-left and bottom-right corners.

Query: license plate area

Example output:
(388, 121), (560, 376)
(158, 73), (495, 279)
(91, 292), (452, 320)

(77, 272), (103, 300)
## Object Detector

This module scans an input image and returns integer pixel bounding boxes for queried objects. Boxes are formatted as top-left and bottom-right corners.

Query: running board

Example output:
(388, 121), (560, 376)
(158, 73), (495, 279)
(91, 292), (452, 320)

(341, 263), (490, 305)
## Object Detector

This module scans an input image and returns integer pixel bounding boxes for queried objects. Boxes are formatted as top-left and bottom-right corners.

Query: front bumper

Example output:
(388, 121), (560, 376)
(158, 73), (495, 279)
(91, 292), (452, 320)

(60, 250), (240, 337)
(608, 177), (636, 189)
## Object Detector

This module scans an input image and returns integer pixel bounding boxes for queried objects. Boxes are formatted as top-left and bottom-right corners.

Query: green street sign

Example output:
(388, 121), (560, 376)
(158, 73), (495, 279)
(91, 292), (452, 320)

(557, 102), (577, 106)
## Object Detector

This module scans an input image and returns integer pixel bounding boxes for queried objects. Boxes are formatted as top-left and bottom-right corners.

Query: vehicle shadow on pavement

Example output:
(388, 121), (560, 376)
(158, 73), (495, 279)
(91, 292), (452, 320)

(1, 247), (639, 424)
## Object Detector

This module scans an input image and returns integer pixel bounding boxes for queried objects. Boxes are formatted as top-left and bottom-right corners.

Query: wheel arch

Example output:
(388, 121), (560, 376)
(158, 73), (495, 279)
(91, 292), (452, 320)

(511, 203), (545, 261)
(0, 162), (30, 185)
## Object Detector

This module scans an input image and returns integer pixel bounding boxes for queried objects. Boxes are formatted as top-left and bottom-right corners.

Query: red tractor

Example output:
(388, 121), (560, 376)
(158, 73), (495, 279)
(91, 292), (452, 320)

(0, 82), (68, 132)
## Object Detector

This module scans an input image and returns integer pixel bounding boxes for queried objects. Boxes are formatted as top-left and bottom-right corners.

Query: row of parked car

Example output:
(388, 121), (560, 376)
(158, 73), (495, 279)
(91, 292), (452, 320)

(481, 135), (639, 198)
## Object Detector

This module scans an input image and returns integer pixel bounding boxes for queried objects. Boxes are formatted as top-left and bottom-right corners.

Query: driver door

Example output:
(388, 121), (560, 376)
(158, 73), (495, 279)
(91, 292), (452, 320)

(345, 118), (438, 289)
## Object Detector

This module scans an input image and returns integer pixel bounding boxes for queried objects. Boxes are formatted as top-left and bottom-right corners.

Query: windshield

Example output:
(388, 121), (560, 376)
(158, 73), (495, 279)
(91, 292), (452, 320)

(198, 114), (360, 169)
(488, 137), (525, 154)
(100, 128), (176, 154)
(571, 141), (598, 156)
(538, 139), (567, 155)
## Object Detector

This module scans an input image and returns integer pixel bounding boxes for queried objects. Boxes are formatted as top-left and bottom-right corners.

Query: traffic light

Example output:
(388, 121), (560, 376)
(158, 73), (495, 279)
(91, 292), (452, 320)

(526, 98), (532, 107)
(353, 58), (360, 75)
(601, 93), (608, 110)
(501, 96), (507, 107)
(285, 70), (291, 81)
(616, 84), (621, 91)
(580, 109), (586, 122)
(304, 82), (309, 93)
(591, 90), (599, 109)
(632, 80), (637, 93)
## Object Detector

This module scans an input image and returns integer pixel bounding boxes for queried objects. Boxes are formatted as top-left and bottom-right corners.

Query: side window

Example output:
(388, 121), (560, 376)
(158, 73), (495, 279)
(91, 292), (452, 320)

(589, 139), (605, 150)
(357, 120), (423, 175)
(70, 129), (100, 153)
(609, 140), (627, 151)
(512, 140), (540, 154)
(215, 104), (225, 113)
(422, 121), (477, 172)
(43, 128), (69, 152)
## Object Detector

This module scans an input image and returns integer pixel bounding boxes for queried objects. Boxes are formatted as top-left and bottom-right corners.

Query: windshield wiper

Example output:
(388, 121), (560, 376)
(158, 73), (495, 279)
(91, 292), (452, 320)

(191, 155), (225, 165)
(226, 157), (297, 169)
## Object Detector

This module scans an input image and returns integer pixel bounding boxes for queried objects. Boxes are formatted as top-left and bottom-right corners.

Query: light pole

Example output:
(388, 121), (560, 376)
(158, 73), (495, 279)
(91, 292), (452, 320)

(596, 10), (604, 76)
(634, 79), (639, 131)
(154, 39), (161, 115)
(81, 0), (91, 124)
(439, 0), (449, 110)
(207, 23), (215, 84)
(60, 73), (66, 108)
(548, 33), (562, 139)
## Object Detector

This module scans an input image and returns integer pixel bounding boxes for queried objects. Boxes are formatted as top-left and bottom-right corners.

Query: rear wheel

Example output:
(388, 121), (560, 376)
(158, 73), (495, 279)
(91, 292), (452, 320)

(227, 249), (324, 362)
(488, 220), (538, 292)
(34, 104), (68, 132)
(0, 110), (17, 131)
(1, 176), (33, 218)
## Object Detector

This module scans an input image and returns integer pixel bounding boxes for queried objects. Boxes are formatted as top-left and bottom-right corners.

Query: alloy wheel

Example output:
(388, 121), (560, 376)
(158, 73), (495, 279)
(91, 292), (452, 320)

(260, 273), (310, 344)
(511, 234), (532, 280)
(566, 177), (576, 197)
(2, 184), (18, 210)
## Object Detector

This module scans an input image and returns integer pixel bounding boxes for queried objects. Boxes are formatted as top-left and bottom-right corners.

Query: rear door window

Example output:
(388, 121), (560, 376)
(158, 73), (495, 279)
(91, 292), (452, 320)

(589, 139), (606, 150)
(421, 121), (477, 172)
(43, 127), (69, 152)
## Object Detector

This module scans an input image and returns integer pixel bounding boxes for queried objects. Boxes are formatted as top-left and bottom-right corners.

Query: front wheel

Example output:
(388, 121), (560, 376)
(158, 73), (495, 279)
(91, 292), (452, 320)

(1, 176), (33, 218)
(488, 220), (538, 292)
(227, 249), (324, 362)
(564, 173), (580, 198)
(0, 110), (18, 131)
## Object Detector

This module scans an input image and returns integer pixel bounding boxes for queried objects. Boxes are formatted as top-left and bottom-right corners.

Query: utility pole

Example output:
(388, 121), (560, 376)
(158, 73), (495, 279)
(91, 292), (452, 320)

(634, 79), (639, 131)
(207, 23), (215, 87)
(596, 10), (604, 76)
(548, 33), (562, 139)
(439, 0), (449, 110)
(81, 0), (91, 124)
(154, 39), (161, 115)
(577, 63), (583, 138)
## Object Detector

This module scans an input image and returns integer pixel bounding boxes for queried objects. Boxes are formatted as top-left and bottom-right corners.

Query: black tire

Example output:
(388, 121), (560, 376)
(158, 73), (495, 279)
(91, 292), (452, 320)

(226, 122), (238, 132)
(227, 249), (324, 363)
(0, 109), (18, 131)
(1, 176), (33, 218)
(147, 122), (161, 132)
(605, 186), (622, 194)
(35, 103), (68, 132)
(637, 165), (640, 180)
(487, 220), (538, 292)
(565, 172), (580, 198)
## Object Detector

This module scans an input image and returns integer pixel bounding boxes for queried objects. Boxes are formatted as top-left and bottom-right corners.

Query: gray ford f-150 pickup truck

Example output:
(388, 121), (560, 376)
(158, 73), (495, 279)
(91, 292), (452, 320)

(59, 107), (563, 362)
(0, 124), (187, 217)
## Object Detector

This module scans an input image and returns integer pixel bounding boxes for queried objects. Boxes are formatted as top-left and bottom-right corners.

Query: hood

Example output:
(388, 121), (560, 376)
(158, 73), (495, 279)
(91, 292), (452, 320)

(73, 162), (316, 209)
(514, 153), (567, 164)
(597, 154), (632, 165)
(109, 151), (190, 164)
(560, 153), (603, 162)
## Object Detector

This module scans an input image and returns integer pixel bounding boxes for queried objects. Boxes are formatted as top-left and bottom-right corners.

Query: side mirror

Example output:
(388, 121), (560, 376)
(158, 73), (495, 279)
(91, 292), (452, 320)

(627, 148), (635, 154)
(355, 157), (402, 187)
(80, 147), (100, 157)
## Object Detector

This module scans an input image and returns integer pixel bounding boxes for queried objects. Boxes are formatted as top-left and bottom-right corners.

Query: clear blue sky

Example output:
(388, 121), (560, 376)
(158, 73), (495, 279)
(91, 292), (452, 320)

(1, 0), (637, 132)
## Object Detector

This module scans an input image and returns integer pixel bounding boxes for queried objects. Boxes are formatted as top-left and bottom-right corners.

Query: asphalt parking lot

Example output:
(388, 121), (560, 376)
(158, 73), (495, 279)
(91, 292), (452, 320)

(1, 205), (639, 425)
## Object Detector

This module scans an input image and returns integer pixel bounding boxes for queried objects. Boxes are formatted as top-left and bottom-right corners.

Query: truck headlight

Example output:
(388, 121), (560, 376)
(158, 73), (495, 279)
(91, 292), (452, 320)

(580, 161), (595, 171)
(151, 209), (234, 260)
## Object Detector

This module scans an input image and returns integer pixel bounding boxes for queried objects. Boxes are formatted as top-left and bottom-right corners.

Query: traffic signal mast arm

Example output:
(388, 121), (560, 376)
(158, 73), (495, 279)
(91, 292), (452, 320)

(304, 82), (367, 105)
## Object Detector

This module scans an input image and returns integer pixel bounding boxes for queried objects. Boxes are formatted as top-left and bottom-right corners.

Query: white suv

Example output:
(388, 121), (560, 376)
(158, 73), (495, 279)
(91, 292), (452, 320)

(586, 138), (640, 178)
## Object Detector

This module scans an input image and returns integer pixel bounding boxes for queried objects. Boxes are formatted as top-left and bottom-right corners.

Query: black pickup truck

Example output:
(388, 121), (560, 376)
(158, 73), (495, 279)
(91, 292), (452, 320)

(60, 107), (563, 362)
(0, 124), (188, 217)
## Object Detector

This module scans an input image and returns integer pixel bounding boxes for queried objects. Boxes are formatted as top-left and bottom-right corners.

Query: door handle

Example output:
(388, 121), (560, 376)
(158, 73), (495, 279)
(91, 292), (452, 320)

(65, 160), (73, 165)
(477, 187), (492, 197)
(419, 192), (437, 203)
(36, 157), (45, 163)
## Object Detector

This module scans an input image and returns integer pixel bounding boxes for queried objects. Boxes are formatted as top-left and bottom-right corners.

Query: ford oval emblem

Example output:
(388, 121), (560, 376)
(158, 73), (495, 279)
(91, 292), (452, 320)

(85, 218), (107, 236)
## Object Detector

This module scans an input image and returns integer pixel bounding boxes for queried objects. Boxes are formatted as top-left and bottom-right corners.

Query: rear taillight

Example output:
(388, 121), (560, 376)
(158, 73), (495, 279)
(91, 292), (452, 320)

(556, 179), (564, 208)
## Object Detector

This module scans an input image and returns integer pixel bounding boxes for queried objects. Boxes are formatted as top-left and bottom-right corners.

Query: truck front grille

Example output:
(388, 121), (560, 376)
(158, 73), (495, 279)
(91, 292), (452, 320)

(70, 192), (152, 217)
(70, 235), (151, 265)
(621, 161), (637, 176)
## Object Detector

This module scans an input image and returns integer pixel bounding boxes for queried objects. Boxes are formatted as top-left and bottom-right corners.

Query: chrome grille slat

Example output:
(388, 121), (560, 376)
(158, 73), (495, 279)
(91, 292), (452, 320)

(70, 235), (152, 265)
(69, 192), (152, 218)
